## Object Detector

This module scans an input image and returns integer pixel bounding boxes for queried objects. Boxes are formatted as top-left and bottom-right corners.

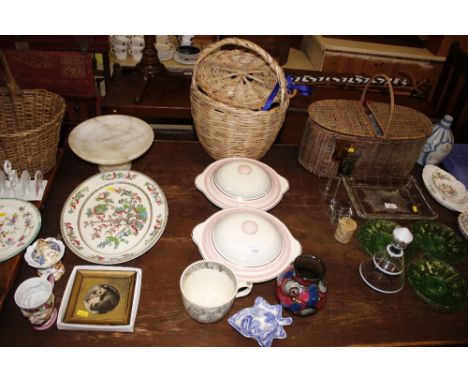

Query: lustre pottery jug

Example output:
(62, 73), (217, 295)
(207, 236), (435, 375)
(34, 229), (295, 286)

(275, 254), (327, 316)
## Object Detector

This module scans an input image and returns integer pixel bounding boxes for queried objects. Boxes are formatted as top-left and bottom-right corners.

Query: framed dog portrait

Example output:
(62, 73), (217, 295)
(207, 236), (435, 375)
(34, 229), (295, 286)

(57, 266), (142, 332)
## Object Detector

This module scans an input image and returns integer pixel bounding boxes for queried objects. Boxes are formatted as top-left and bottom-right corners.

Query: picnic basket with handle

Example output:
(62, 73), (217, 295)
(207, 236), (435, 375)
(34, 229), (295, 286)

(190, 37), (290, 160)
(298, 74), (432, 179)
(0, 50), (66, 174)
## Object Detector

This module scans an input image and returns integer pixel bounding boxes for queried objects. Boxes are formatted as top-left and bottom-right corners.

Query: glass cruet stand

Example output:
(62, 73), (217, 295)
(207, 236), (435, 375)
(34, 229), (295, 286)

(359, 227), (413, 294)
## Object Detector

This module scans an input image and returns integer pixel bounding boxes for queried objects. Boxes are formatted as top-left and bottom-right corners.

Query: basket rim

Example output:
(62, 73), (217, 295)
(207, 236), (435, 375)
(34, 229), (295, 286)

(190, 82), (290, 113)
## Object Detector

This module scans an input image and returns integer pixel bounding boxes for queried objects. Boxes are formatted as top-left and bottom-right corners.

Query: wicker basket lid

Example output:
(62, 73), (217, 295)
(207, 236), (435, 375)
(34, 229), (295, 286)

(308, 99), (431, 139)
(194, 46), (279, 110)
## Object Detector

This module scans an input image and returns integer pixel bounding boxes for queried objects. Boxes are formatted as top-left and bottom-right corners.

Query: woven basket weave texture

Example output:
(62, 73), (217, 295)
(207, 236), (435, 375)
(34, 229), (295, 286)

(191, 37), (289, 160)
(298, 74), (432, 179)
(0, 51), (65, 174)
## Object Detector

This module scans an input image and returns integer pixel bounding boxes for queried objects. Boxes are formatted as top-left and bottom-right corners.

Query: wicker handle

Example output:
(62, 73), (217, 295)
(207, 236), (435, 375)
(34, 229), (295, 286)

(0, 51), (21, 95)
(192, 37), (288, 106)
(359, 73), (395, 137)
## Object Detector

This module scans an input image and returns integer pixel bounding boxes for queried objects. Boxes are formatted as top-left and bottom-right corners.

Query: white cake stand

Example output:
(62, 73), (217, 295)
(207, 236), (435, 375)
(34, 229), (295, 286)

(68, 114), (154, 172)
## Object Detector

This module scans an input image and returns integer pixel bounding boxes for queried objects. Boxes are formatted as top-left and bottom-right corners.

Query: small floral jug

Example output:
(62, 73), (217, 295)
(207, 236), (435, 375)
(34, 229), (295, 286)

(275, 254), (327, 316)
(417, 115), (454, 166)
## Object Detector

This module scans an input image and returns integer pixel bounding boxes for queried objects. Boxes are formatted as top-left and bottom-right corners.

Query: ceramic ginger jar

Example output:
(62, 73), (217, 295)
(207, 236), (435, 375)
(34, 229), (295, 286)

(275, 254), (327, 316)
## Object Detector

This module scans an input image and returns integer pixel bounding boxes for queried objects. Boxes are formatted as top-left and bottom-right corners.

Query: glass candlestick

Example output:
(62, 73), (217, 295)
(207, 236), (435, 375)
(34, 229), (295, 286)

(359, 227), (413, 294)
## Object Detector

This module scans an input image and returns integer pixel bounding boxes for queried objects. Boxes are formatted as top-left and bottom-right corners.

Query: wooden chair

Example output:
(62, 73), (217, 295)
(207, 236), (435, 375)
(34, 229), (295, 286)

(430, 41), (468, 143)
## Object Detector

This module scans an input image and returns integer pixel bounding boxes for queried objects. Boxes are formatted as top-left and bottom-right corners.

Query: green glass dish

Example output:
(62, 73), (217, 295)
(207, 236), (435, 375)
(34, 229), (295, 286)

(407, 257), (468, 312)
(357, 219), (399, 256)
(409, 220), (467, 264)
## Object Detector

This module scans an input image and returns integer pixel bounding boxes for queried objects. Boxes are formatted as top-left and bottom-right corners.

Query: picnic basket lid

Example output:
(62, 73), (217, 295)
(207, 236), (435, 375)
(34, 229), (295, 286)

(308, 74), (432, 140)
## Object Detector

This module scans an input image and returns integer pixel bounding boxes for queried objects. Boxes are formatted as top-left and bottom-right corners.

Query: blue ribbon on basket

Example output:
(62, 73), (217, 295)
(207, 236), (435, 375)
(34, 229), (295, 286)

(262, 75), (314, 111)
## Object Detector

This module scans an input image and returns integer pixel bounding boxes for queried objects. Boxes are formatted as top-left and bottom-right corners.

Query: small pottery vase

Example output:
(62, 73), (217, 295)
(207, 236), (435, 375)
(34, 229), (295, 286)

(24, 238), (66, 281)
(275, 254), (327, 316)
(417, 115), (454, 166)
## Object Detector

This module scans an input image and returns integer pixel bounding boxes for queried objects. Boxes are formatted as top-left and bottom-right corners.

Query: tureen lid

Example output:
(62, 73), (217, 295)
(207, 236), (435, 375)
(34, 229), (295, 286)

(213, 160), (272, 201)
(211, 211), (283, 267)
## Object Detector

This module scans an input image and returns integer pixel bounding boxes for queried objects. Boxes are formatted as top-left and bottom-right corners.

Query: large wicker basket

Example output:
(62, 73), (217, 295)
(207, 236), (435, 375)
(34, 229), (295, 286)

(0, 51), (66, 174)
(191, 38), (289, 160)
(298, 74), (432, 179)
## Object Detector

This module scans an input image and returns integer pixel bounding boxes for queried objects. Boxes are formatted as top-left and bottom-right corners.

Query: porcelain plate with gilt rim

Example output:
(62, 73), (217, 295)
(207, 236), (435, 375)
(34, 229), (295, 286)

(0, 198), (41, 263)
(60, 171), (168, 265)
(195, 157), (289, 211)
(422, 165), (468, 213)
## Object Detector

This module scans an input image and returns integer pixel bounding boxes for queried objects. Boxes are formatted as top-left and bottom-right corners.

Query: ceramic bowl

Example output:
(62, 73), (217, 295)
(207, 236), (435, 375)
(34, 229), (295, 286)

(195, 157), (289, 211)
(154, 43), (175, 61)
(176, 45), (200, 59)
(192, 207), (302, 283)
(24, 238), (65, 269)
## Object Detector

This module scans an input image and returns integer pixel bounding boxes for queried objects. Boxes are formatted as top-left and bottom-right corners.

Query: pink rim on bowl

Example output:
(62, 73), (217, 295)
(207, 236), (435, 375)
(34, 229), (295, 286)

(195, 157), (289, 211)
(192, 207), (302, 283)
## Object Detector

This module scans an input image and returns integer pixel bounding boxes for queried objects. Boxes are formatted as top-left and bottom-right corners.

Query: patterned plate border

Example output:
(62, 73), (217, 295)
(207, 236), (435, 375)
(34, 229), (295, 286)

(60, 171), (168, 264)
(0, 198), (42, 263)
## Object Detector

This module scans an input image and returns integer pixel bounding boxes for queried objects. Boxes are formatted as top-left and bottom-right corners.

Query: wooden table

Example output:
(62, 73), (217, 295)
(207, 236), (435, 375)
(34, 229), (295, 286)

(0, 141), (466, 346)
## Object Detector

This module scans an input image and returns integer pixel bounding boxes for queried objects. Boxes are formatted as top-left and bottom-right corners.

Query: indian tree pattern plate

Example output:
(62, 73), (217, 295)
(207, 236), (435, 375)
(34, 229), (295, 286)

(0, 198), (41, 263)
(60, 171), (168, 265)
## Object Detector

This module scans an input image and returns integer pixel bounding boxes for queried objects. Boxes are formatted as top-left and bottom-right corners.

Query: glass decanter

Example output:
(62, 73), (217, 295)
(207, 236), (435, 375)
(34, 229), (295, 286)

(359, 227), (413, 294)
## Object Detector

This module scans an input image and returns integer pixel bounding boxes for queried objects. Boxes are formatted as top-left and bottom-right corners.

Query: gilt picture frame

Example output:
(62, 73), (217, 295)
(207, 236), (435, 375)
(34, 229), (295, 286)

(57, 265), (142, 332)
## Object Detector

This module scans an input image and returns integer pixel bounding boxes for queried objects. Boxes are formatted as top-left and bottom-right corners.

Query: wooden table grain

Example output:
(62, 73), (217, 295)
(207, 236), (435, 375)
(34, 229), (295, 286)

(0, 141), (466, 346)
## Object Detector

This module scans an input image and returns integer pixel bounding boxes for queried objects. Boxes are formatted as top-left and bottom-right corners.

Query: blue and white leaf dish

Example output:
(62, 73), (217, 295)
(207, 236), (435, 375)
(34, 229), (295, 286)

(228, 296), (292, 347)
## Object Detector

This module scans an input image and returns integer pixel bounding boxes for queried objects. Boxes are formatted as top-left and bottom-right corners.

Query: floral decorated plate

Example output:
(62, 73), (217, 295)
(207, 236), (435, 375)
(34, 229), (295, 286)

(195, 157), (289, 211)
(357, 219), (399, 256)
(431, 167), (467, 204)
(0, 198), (41, 262)
(407, 256), (468, 312)
(458, 211), (468, 240)
(60, 171), (168, 264)
(422, 165), (468, 212)
(408, 220), (467, 264)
